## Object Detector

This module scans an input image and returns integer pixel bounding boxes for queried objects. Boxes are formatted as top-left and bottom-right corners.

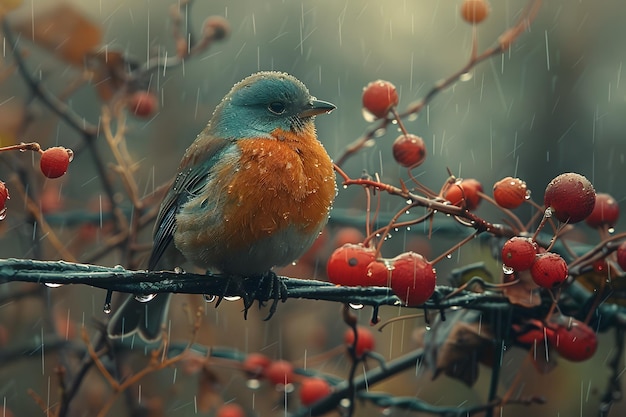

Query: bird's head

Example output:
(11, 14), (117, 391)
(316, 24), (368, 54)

(209, 71), (335, 139)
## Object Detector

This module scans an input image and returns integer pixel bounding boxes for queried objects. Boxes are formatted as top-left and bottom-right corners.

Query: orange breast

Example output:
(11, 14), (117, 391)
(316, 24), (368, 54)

(220, 125), (336, 250)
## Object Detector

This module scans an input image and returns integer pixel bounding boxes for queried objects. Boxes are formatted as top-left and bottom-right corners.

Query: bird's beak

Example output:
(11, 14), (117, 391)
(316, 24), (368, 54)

(298, 99), (336, 118)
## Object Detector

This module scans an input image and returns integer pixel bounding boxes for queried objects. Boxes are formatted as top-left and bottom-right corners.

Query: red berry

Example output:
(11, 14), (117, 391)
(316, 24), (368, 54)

(388, 252), (437, 306)
(392, 134), (427, 168)
(128, 91), (158, 118)
(0, 181), (9, 212)
(501, 237), (538, 271)
(530, 252), (568, 288)
(242, 353), (271, 379)
(617, 241), (626, 271)
(362, 80), (399, 119)
(514, 320), (555, 345)
(216, 403), (245, 417)
(543, 173), (596, 223)
(493, 177), (529, 209)
(332, 227), (365, 248)
(585, 193), (620, 228)
(548, 318), (597, 362)
(444, 178), (483, 211)
(264, 360), (294, 386)
(299, 377), (332, 406)
(460, 0), (490, 24)
(327, 244), (377, 286)
(366, 259), (393, 287)
(343, 326), (376, 357)
(40, 147), (72, 179)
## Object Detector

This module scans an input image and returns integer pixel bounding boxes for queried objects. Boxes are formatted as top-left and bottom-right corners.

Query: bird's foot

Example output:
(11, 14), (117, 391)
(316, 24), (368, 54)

(240, 271), (287, 320)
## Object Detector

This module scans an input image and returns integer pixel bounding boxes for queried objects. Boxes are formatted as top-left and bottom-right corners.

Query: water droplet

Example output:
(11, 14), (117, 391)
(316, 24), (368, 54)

(349, 303), (364, 310)
(608, 227), (615, 234)
(173, 266), (184, 274)
(381, 407), (392, 416)
(407, 113), (418, 122)
(340, 398), (352, 408)
(342, 184), (348, 189)
(363, 139), (376, 147)
(524, 190), (532, 200)
(276, 383), (295, 393)
(66, 149), (74, 162)
(391, 119), (398, 125)
(135, 294), (157, 303)
(361, 108), (377, 123)
(103, 303), (112, 314)
(45, 282), (63, 288)
(544, 207), (553, 218)
(460, 71), (473, 81)
(406, 199), (413, 204)
(450, 305), (462, 311)
(425, 325), (431, 331)
(374, 127), (387, 138)
(246, 378), (261, 390)
(406, 226), (411, 231)
(224, 296), (242, 301)
(0, 208), (7, 221)
(446, 253), (452, 259)
(502, 265), (515, 275)
(203, 294), (216, 303)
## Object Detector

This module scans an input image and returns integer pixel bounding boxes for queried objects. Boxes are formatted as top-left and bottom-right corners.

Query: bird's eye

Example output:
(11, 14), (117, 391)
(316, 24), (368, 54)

(268, 102), (286, 114)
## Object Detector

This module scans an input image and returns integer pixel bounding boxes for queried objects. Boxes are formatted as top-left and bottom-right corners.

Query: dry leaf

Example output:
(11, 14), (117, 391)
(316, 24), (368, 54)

(15, 3), (102, 66)
(502, 270), (542, 307)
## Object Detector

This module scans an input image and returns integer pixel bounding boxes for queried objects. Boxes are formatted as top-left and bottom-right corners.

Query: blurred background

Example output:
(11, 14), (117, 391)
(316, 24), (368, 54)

(0, 0), (625, 416)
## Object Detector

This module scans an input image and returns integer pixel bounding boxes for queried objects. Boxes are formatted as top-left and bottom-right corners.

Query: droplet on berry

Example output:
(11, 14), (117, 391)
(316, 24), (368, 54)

(444, 178), (483, 211)
(493, 176), (529, 209)
(362, 80), (399, 120)
(392, 134), (427, 168)
(585, 193), (620, 228)
(460, 0), (490, 24)
(530, 252), (568, 288)
(40, 147), (73, 179)
(501, 236), (538, 271)
(128, 91), (159, 118)
(543, 172), (596, 223)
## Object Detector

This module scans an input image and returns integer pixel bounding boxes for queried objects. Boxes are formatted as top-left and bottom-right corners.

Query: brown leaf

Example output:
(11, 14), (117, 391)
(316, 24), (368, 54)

(502, 270), (542, 307)
(15, 3), (102, 66)
(422, 310), (494, 386)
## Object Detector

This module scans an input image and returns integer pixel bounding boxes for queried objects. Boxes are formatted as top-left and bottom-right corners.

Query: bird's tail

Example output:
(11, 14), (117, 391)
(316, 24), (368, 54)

(106, 293), (172, 343)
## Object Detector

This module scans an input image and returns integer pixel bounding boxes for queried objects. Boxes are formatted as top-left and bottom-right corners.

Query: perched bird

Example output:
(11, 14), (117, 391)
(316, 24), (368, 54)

(107, 71), (336, 342)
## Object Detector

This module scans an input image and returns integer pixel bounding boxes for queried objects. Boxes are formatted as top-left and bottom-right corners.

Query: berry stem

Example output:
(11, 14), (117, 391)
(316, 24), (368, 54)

(0, 142), (42, 154)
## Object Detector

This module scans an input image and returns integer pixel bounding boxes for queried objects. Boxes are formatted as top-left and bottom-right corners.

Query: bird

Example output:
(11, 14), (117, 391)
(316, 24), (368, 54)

(107, 71), (337, 342)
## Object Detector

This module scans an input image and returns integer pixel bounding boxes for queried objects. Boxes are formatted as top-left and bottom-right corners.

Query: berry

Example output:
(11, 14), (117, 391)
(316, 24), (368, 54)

(216, 403), (245, 417)
(343, 326), (376, 357)
(501, 237), (538, 271)
(444, 178), (483, 211)
(617, 241), (626, 271)
(493, 177), (528, 209)
(392, 134), (427, 168)
(362, 80), (399, 119)
(299, 377), (332, 406)
(128, 91), (158, 118)
(460, 0), (490, 24)
(366, 258), (393, 287)
(202, 16), (230, 41)
(514, 320), (555, 346)
(265, 360), (294, 386)
(242, 353), (271, 379)
(0, 181), (9, 212)
(332, 227), (365, 247)
(40, 147), (73, 179)
(388, 252), (437, 306)
(530, 252), (568, 288)
(543, 172), (596, 223)
(327, 244), (377, 286)
(585, 193), (620, 228)
(548, 318), (597, 362)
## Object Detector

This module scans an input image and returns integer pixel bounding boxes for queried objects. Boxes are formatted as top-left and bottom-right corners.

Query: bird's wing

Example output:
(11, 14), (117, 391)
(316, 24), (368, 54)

(148, 134), (232, 270)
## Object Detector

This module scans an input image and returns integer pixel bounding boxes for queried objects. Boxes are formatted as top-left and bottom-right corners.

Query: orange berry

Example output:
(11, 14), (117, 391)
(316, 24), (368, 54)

(265, 360), (294, 386)
(501, 237), (538, 271)
(530, 252), (568, 288)
(299, 377), (332, 406)
(392, 134), (427, 168)
(216, 403), (245, 417)
(460, 0), (490, 24)
(343, 326), (375, 357)
(444, 178), (483, 211)
(493, 176), (529, 209)
(362, 80), (399, 120)
(40, 147), (73, 179)
(128, 91), (158, 118)
(388, 252), (437, 306)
